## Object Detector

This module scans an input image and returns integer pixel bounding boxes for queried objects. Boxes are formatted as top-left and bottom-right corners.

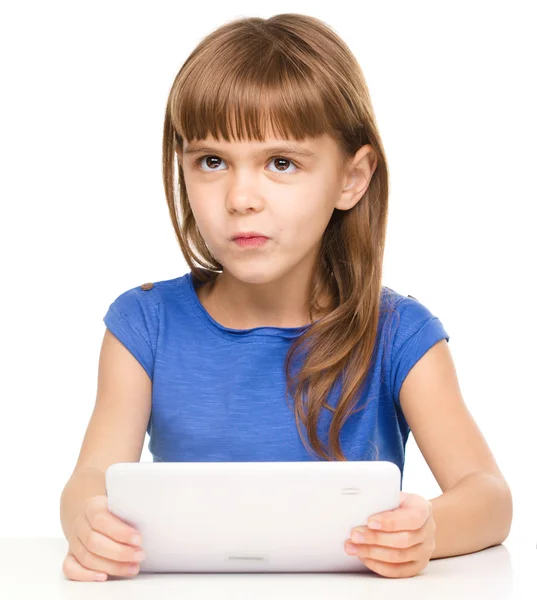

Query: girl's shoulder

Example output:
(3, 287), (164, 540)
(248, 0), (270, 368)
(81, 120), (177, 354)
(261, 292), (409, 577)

(380, 285), (420, 314)
(101, 275), (189, 380)
(105, 274), (187, 312)
(380, 285), (450, 360)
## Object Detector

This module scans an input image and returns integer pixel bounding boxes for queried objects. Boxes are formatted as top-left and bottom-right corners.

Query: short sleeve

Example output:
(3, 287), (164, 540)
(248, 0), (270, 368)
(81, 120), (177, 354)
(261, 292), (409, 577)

(390, 296), (449, 407)
(103, 285), (160, 381)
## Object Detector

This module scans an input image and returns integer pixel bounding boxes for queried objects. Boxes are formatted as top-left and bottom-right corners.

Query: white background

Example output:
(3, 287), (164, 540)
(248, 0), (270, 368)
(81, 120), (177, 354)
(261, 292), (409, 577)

(1, 0), (535, 548)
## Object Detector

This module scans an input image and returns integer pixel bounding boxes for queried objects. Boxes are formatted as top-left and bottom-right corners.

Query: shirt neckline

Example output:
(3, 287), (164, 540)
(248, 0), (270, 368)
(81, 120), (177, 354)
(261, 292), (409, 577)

(184, 270), (314, 342)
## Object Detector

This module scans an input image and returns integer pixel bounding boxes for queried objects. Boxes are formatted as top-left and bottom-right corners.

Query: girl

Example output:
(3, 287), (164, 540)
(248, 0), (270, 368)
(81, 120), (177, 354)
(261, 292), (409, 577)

(60, 13), (512, 582)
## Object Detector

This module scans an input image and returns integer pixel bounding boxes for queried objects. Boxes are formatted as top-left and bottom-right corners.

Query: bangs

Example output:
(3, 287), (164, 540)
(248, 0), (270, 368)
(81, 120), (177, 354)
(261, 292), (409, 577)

(170, 45), (341, 146)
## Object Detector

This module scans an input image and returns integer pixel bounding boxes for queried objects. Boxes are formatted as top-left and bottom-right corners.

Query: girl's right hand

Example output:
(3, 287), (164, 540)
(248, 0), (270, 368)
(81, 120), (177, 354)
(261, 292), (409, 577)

(62, 495), (146, 582)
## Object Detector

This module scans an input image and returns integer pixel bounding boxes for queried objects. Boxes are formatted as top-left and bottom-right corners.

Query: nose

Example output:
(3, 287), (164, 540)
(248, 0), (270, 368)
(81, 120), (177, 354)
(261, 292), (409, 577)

(226, 192), (264, 213)
(225, 172), (265, 213)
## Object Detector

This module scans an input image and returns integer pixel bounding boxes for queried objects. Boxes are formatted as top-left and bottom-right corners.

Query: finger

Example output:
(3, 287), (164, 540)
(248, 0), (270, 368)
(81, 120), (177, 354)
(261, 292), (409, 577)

(85, 497), (142, 547)
(351, 540), (427, 564)
(79, 514), (145, 564)
(399, 492), (411, 503)
(368, 497), (432, 532)
(350, 526), (425, 549)
(70, 535), (141, 578)
(62, 552), (108, 582)
(359, 555), (421, 579)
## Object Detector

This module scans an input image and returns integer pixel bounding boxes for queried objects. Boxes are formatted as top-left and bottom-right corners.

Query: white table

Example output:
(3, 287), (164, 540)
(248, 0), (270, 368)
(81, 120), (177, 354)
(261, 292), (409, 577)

(0, 538), (534, 599)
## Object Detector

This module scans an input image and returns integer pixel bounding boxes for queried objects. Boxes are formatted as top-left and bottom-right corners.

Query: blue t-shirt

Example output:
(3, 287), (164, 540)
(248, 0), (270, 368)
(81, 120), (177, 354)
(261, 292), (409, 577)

(103, 271), (449, 479)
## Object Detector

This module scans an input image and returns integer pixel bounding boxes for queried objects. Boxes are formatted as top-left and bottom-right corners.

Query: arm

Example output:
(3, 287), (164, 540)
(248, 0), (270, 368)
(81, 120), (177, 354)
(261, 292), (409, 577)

(429, 470), (512, 559)
(59, 328), (152, 542)
(60, 468), (107, 542)
(399, 339), (512, 559)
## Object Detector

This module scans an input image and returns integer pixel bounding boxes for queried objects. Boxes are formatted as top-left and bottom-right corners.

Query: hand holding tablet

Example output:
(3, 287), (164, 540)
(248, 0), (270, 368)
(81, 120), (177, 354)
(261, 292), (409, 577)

(105, 460), (401, 573)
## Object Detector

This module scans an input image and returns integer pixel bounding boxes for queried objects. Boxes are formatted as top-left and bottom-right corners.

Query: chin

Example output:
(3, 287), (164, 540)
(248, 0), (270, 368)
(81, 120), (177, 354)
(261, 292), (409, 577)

(222, 262), (283, 286)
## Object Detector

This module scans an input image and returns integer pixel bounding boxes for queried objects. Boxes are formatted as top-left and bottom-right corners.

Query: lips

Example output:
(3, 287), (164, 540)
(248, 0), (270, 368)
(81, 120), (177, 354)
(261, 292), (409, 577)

(231, 231), (269, 240)
(233, 236), (269, 248)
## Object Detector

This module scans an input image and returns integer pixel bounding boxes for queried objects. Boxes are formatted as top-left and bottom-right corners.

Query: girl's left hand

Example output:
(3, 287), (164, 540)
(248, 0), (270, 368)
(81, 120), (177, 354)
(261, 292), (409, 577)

(344, 491), (436, 578)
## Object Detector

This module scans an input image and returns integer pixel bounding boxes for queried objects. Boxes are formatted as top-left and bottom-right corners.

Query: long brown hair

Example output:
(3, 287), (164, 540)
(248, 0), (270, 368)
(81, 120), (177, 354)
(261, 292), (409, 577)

(162, 13), (397, 460)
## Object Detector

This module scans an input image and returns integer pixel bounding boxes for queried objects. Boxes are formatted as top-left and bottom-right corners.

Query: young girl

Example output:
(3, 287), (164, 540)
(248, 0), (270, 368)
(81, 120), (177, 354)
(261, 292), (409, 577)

(60, 12), (512, 582)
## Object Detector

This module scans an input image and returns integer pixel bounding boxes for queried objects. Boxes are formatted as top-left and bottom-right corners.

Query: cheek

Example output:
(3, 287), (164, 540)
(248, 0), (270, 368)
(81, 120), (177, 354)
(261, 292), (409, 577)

(188, 203), (207, 233)
(187, 194), (214, 230)
(187, 203), (221, 251)
(280, 187), (323, 221)
(286, 198), (333, 238)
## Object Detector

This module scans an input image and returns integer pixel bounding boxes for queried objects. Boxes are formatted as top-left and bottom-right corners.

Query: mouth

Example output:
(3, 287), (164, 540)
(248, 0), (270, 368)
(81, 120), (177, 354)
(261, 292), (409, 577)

(233, 236), (269, 248)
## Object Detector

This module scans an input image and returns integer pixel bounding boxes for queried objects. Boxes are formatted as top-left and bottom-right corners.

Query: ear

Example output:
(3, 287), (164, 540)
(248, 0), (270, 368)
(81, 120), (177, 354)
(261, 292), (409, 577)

(335, 144), (378, 211)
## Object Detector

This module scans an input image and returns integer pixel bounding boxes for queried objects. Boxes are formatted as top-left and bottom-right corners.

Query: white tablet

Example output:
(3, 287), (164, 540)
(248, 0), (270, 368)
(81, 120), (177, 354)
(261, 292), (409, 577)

(105, 460), (401, 573)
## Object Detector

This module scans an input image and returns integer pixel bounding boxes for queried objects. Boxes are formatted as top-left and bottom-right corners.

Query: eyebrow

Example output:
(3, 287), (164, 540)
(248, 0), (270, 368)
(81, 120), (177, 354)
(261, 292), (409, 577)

(183, 144), (318, 159)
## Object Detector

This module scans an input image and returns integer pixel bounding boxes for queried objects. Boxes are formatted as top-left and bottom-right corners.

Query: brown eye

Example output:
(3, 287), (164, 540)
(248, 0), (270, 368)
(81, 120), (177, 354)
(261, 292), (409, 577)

(273, 158), (292, 171)
(196, 155), (221, 169)
(194, 155), (299, 174)
(267, 157), (299, 173)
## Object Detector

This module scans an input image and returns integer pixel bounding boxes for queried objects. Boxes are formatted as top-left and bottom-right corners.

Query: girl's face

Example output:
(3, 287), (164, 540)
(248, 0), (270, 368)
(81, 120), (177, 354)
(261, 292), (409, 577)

(177, 131), (374, 285)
